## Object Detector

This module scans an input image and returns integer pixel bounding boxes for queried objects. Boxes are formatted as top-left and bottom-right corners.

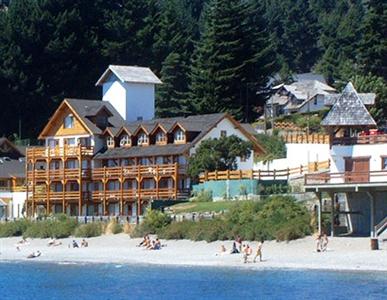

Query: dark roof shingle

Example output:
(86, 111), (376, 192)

(321, 82), (377, 127)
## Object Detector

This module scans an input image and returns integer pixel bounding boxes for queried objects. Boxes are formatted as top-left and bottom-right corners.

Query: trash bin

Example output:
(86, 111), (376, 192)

(370, 238), (379, 250)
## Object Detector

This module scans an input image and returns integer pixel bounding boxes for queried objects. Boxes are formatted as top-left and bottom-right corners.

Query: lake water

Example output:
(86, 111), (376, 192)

(0, 262), (386, 299)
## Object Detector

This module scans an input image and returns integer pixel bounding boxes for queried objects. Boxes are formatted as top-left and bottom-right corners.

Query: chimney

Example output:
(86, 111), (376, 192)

(95, 65), (162, 122)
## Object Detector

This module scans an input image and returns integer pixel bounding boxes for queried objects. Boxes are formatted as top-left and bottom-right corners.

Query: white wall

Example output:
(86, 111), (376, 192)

(254, 143), (330, 170)
(102, 78), (127, 120)
(189, 118), (255, 170)
(0, 192), (26, 218)
(330, 143), (387, 182)
(124, 82), (155, 122)
(298, 94), (326, 113)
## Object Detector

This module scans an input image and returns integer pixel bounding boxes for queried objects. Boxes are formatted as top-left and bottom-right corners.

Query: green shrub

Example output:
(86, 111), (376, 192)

(159, 221), (192, 240)
(74, 223), (103, 237)
(0, 219), (30, 237)
(132, 209), (171, 237)
(23, 216), (77, 238)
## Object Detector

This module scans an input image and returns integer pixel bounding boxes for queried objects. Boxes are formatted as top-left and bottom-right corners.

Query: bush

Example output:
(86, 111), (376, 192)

(0, 219), (30, 237)
(74, 223), (103, 237)
(105, 220), (123, 235)
(23, 215), (77, 238)
(132, 209), (171, 237)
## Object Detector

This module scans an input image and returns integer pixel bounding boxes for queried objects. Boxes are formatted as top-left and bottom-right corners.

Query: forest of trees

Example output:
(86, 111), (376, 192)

(0, 0), (385, 139)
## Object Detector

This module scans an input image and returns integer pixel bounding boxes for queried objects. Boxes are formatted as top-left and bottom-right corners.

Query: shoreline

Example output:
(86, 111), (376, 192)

(1, 234), (386, 272)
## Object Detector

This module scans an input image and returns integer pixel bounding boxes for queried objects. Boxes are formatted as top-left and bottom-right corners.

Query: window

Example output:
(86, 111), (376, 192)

(240, 155), (247, 162)
(65, 138), (76, 146)
(120, 135), (131, 147)
(107, 136), (115, 148)
(155, 132), (166, 144)
(64, 115), (74, 129)
(137, 133), (149, 145)
(313, 98), (317, 105)
(48, 139), (59, 148)
(137, 116), (143, 121)
(382, 157), (387, 169)
(174, 129), (185, 142)
(220, 130), (227, 137)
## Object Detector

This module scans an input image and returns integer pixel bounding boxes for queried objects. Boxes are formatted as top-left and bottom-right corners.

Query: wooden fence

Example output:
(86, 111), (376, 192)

(281, 133), (329, 144)
(199, 160), (330, 183)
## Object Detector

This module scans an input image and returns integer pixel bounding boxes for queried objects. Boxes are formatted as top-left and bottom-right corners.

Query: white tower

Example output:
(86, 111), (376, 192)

(96, 65), (162, 122)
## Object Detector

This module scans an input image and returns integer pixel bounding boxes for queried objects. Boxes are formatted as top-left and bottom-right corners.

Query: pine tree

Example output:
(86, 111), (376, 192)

(189, 0), (277, 121)
(358, 0), (387, 80)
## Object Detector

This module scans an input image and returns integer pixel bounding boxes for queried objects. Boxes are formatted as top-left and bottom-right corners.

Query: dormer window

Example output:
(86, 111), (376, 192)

(174, 129), (185, 143)
(120, 135), (131, 147)
(64, 114), (74, 129)
(155, 132), (166, 144)
(137, 133), (149, 146)
(107, 137), (115, 148)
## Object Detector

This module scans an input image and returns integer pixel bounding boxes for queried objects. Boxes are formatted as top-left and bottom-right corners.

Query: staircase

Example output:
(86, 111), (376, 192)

(375, 216), (387, 237)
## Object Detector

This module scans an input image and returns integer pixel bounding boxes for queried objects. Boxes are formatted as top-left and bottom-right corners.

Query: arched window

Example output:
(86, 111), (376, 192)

(106, 136), (115, 148)
(120, 135), (131, 147)
(174, 129), (185, 142)
(155, 131), (166, 144)
(137, 133), (149, 145)
(64, 114), (74, 129)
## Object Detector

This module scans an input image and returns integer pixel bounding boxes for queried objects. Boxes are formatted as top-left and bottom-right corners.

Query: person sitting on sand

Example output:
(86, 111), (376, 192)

(321, 234), (328, 252)
(27, 250), (41, 259)
(216, 244), (227, 256)
(138, 235), (149, 247)
(236, 235), (242, 252)
(230, 242), (239, 254)
(17, 238), (27, 244)
(72, 240), (79, 248)
(154, 238), (161, 250)
(253, 240), (264, 263)
(243, 244), (252, 263)
(48, 238), (56, 247)
(81, 239), (88, 248)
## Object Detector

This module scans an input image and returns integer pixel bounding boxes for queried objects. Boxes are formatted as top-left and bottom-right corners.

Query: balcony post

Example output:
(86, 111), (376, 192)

(120, 167), (124, 216)
(78, 145), (82, 217)
(317, 192), (322, 235)
(329, 192), (335, 237)
(367, 192), (375, 238)
(174, 162), (178, 199)
(156, 165), (159, 199)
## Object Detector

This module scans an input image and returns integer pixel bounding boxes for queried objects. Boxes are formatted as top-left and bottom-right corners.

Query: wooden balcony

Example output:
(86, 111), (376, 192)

(27, 146), (94, 160)
(27, 168), (91, 182)
(92, 164), (182, 181)
(29, 191), (80, 202)
(305, 170), (387, 186)
(91, 188), (184, 201)
(332, 134), (387, 146)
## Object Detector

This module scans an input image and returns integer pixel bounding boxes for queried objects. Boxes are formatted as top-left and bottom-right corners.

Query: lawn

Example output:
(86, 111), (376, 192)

(167, 201), (237, 214)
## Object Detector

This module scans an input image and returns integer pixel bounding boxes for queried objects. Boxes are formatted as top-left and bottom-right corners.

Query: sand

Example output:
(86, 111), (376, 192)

(0, 234), (386, 271)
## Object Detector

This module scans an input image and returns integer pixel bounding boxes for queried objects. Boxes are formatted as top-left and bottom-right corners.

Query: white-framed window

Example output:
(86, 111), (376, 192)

(220, 130), (227, 137)
(107, 136), (115, 148)
(155, 131), (166, 144)
(64, 114), (74, 129)
(120, 135), (131, 147)
(174, 129), (185, 142)
(137, 133), (149, 145)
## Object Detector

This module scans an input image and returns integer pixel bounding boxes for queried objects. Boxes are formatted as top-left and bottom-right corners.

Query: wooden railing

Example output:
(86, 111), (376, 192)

(30, 191), (80, 202)
(305, 170), (387, 185)
(0, 185), (27, 192)
(274, 121), (303, 131)
(281, 133), (330, 144)
(199, 160), (330, 183)
(27, 145), (94, 159)
(92, 164), (182, 180)
(332, 134), (387, 145)
(27, 168), (90, 181)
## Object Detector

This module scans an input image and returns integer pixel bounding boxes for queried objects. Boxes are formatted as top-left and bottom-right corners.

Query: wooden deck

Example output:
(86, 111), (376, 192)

(26, 145), (94, 159)
(305, 170), (387, 185)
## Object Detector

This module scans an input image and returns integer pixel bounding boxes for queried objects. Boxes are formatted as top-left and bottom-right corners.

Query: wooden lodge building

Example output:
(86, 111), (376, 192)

(26, 65), (263, 217)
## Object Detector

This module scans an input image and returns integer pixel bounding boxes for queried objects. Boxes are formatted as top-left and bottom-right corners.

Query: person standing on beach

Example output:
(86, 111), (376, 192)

(253, 240), (264, 263)
(315, 234), (322, 252)
(243, 244), (252, 263)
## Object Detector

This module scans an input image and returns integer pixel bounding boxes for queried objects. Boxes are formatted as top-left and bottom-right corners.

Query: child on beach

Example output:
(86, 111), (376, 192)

(321, 234), (329, 252)
(315, 233), (322, 252)
(243, 244), (252, 263)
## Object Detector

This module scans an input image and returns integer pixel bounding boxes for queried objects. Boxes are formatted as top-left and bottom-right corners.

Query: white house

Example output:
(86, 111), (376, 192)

(96, 65), (162, 122)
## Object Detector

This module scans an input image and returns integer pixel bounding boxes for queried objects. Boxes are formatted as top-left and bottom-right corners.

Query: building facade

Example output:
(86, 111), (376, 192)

(26, 66), (264, 218)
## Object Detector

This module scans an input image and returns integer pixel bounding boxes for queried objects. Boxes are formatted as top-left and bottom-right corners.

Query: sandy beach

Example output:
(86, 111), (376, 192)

(0, 234), (386, 272)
